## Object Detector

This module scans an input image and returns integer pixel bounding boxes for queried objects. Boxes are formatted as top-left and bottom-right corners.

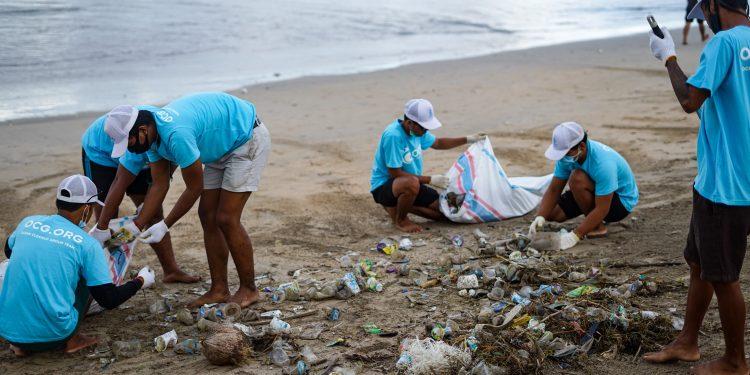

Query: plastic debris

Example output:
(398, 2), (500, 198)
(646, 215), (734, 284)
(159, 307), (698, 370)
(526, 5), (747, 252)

(451, 235), (464, 248)
(112, 340), (141, 358)
(175, 308), (194, 326)
(457, 274), (479, 289)
(397, 337), (471, 375)
(269, 317), (291, 334)
(174, 339), (200, 355)
(399, 238), (413, 250)
(154, 330), (178, 352)
(327, 307), (341, 321)
(362, 323), (382, 334)
(566, 285), (600, 298)
(341, 273), (361, 295)
(366, 277), (383, 292)
(270, 338), (290, 367)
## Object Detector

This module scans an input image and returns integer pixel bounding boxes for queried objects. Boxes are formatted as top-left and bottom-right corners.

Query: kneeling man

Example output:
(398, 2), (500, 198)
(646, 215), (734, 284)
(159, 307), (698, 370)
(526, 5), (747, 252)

(529, 122), (639, 249)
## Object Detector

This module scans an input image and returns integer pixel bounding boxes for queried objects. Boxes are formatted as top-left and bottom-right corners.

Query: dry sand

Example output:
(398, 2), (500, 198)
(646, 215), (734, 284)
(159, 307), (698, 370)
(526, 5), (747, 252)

(0, 31), (732, 374)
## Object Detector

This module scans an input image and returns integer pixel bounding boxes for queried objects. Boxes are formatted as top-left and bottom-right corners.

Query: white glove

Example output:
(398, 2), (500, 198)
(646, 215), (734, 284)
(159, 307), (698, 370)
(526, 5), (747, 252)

(649, 27), (676, 62)
(88, 226), (112, 247)
(559, 231), (580, 251)
(430, 175), (450, 190)
(466, 133), (488, 143)
(137, 266), (155, 289)
(528, 216), (546, 237)
(138, 220), (168, 244)
(123, 221), (142, 237)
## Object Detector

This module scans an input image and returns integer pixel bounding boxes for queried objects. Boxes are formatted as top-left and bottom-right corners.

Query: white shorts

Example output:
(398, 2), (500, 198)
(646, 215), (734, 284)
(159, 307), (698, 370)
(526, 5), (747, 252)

(204, 122), (271, 192)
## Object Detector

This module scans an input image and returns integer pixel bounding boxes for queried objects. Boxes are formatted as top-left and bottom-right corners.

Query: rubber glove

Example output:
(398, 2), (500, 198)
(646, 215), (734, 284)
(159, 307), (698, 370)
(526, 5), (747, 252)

(88, 226), (112, 247)
(466, 133), (488, 143)
(430, 175), (450, 190)
(528, 216), (546, 237)
(649, 27), (676, 62)
(123, 221), (141, 237)
(137, 266), (156, 289)
(560, 231), (580, 251)
(139, 220), (168, 244)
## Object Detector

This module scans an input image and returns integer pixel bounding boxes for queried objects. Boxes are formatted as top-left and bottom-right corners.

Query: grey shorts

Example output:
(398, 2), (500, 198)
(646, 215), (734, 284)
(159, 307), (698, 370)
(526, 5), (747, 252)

(204, 122), (271, 192)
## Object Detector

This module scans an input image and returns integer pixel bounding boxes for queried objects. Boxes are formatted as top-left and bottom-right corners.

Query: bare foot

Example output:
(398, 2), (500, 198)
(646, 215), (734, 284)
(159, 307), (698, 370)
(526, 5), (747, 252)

(188, 289), (230, 308)
(587, 223), (608, 239)
(691, 357), (749, 375)
(162, 270), (201, 284)
(643, 338), (700, 363)
(683, 41), (688, 45)
(63, 333), (98, 354)
(228, 286), (260, 308)
(10, 345), (28, 357)
(395, 219), (423, 233)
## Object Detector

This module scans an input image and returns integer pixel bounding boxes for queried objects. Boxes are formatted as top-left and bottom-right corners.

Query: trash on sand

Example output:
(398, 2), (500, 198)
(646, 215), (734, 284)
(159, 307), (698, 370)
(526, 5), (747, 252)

(362, 323), (383, 334)
(296, 323), (325, 340)
(399, 238), (413, 250)
(296, 360), (309, 374)
(396, 337), (471, 375)
(566, 285), (600, 298)
(672, 316), (685, 331)
(327, 307), (341, 321)
(457, 274), (479, 289)
(451, 235), (464, 248)
(154, 330), (178, 352)
(341, 273), (361, 295)
(149, 298), (173, 315)
(202, 330), (252, 366)
(176, 308), (194, 326)
(366, 277), (383, 292)
(260, 310), (282, 318)
(270, 338), (290, 367)
(269, 316), (291, 334)
(174, 339), (200, 355)
(112, 340), (141, 358)
(233, 323), (255, 337)
(300, 345), (318, 363)
(326, 338), (347, 347)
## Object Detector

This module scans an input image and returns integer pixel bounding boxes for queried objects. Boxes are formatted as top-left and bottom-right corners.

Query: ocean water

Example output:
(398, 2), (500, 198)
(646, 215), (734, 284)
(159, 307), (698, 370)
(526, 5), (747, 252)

(0, 0), (685, 122)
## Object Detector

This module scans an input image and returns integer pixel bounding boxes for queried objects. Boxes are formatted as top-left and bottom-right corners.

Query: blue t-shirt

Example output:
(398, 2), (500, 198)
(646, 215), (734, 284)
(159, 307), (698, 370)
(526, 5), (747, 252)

(687, 26), (750, 205)
(553, 140), (639, 212)
(145, 92), (256, 168)
(370, 119), (437, 191)
(0, 215), (111, 343)
(81, 108), (150, 175)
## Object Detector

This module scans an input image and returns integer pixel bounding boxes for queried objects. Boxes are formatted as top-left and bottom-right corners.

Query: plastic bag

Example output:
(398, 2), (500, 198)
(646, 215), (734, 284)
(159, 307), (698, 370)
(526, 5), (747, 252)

(88, 215), (139, 315)
(439, 137), (552, 223)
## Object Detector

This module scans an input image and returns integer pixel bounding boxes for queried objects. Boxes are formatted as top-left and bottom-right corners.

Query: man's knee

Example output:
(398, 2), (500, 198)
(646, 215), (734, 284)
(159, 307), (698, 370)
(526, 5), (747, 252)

(198, 205), (216, 227)
(394, 176), (420, 196)
(568, 169), (592, 191)
(216, 211), (241, 231)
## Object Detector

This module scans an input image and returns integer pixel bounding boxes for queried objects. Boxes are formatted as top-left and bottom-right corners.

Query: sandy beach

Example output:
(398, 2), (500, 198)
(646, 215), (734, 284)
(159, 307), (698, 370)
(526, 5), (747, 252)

(0, 31), (725, 374)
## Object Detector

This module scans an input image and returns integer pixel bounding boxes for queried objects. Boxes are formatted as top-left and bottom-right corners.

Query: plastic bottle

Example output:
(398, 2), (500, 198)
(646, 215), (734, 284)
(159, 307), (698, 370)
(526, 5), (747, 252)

(271, 289), (286, 303)
(270, 338), (290, 367)
(366, 277), (383, 292)
(270, 316), (291, 334)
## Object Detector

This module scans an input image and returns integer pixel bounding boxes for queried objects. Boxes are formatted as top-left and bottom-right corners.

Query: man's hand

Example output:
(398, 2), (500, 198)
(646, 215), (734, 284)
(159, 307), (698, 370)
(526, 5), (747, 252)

(137, 266), (155, 289)
(466, 133), (488, 143)
(138, 220), (168, 244)
(559, 231), (580, 250)
(528, 216), (546, 237)
(88, 226), (112, 247)
(650, 27), (676, 62)
(429, 175), (450, 189)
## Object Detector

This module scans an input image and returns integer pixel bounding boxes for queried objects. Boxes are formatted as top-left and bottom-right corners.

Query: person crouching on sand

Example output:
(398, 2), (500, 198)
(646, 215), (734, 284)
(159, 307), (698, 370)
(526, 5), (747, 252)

(0, 175), (154, 357)
(644, 1), (750, 373)
(528, 122), (639, 250)
(108, 92), (271, 308)
(369, 98), (486, 233)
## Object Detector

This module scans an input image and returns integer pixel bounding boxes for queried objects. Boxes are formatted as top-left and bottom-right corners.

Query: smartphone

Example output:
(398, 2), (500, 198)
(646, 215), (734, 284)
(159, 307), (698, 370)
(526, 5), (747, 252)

(647, 15), (665, 39)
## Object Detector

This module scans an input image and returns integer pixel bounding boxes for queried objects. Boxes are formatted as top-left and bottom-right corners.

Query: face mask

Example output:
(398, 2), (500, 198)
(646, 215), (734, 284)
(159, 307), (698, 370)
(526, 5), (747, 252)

(78, 207), (89, 229)
(706, 0), (723, 34)
(562, 146), (582, 164)
(409, 131), (422, 137)
(128, 130), (151, 154)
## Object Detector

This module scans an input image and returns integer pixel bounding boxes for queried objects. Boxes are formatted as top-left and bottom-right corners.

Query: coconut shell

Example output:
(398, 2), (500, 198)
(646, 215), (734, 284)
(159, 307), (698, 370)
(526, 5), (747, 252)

(201, 331), (252, 366)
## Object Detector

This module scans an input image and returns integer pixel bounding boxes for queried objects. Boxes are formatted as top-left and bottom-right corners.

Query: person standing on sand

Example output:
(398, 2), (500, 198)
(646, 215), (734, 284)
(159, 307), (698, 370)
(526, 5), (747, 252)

(369, 98), (486, 233)
(685, 0), (710, 45)
(528, 122), (638, 250)
(0, 175), (155, 357)
(107, 92), (271, 308)
(82, 105), (199, 284)
(645, 1), (750, 374)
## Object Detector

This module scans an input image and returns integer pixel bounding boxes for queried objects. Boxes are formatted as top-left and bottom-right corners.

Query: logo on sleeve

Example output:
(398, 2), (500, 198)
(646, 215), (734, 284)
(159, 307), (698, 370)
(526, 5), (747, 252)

(155, 110), (174, 123)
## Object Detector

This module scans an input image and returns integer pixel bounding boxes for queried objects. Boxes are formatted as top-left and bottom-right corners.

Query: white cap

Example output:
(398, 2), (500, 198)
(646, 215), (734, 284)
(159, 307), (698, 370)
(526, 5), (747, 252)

(544, 122), (585, 161)
(57, 175), (103, 205)
(404, 99), (442, 130)
(687, 1), (706, 20)
(104, 105), (138, 158)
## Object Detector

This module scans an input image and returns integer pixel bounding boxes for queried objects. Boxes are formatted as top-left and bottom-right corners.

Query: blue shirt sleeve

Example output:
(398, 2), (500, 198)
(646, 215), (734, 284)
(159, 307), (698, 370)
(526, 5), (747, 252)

(168, 132), (201, 168)
(687, 36), (733, 94)
(81, 241), (113, 287)
(118, 151), (147, 175)
(421, 132), (436, 149)
(592, 160), (618, 196)
(382, 134), (404, 169)
(146, 149), (163, 164)
(553, 161), (572, 180)
(7, 228), (17, 249)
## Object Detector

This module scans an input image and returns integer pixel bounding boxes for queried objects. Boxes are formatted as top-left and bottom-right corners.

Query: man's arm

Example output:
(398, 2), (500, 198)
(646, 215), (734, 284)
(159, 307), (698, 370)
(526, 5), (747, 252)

(388, 168), (431, 184)
(163, 160), (203, 228)
(431, 137), (468, 150)
(537, 177), (567, 219)
(665, 58), (710, 113)
(133, 159), (171, 230)
(574, 194), (613, 238)
(96, 165), (137, 230)
(88, 279), (143, 310)
(4, 238), (10, 259)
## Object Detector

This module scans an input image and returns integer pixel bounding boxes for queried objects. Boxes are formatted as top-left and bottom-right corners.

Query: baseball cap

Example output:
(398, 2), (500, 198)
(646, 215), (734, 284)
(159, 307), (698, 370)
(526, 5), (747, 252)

(544, 122), (585, 161)
(689, 0), (749, 20)
(404, 99), (442, 130)
(104, 105), (138, 158)
(57, 175), (103, 205)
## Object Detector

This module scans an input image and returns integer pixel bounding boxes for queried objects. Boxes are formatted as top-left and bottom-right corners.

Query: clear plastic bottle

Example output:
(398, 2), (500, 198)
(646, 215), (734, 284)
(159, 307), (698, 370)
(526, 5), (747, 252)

(270, 338), (290, 367)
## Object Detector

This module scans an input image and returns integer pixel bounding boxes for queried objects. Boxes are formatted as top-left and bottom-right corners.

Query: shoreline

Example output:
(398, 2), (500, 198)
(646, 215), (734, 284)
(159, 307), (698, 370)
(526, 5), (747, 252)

(0, 27), (684, 127)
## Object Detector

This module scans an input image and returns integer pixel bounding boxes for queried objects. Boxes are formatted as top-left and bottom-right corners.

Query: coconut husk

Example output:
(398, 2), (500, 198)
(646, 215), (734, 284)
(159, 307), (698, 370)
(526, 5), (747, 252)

(201, 330), (252, 366)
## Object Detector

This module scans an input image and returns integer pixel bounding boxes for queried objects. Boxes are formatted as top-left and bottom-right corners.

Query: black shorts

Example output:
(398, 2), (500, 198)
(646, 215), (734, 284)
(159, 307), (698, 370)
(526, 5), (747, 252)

(686, 0), (704, 22)
(82, 149), (151, 202)
(684, 189), (750, 283)
(558, 191), (630, 223)
(371, 178), (439, 208)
